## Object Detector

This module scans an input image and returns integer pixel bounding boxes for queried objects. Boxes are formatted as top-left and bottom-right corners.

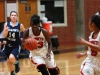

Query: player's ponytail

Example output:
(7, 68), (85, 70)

(91, 15), (100, 29)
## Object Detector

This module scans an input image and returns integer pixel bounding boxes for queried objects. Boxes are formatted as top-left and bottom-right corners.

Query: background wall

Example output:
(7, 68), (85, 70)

(0, 0), (100, 51)
(53, 0), (100, 48)
(52, 0), (76, 46)
(18, 0), (37, 28)
(84, 0), (100, 40)
(75, 0), (85, 50)
(0, 1), (5, 22)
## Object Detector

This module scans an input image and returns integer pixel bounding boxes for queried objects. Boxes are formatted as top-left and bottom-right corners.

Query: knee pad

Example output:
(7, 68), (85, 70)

(48, 66), (60, 75)
(37, 64), (49, 75)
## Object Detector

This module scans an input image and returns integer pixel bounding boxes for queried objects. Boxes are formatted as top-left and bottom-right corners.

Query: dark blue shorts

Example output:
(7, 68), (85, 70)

(4, 45), (21, 60)
(0, 38), (6, 42)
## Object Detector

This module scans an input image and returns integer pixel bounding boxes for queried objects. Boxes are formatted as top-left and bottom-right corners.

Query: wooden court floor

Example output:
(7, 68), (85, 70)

(0, 50), (87, 75)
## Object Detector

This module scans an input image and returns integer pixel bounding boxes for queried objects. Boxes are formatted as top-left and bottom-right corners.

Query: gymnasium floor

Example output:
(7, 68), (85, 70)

(0, 45), (87, 75)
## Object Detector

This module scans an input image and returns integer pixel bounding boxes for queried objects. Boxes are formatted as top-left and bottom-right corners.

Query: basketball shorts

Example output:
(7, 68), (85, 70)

(80, 56), (100, 75)
(30, 51), (56, 68)
(4, 45), (21, 60)
(0, 38), (6, 42)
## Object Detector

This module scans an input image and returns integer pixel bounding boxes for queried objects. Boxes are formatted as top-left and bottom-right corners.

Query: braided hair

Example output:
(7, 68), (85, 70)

(30, 14), (41, 25)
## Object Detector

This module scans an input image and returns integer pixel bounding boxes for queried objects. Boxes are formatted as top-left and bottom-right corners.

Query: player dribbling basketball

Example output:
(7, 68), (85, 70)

(23, 14), (60, 75)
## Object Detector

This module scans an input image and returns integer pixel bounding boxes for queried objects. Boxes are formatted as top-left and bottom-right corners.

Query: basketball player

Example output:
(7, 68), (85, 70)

(0, 22), (6, 50)
(76, 15), (100, 75)
(23, 14), (60, 75)
(3, 11), (25, 75)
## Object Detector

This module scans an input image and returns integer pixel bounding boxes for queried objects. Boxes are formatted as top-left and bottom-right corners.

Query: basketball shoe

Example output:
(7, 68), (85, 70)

(15, 61), (20, 73)
(11, 71), (15, 75)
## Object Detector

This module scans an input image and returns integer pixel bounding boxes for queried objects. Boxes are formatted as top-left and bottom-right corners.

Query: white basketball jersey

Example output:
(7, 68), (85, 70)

(87, 31), (100, 57)
(28, 27), (48, 56)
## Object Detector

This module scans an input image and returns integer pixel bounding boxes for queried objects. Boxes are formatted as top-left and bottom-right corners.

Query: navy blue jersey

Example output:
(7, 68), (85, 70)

(6, 22), (21, 45)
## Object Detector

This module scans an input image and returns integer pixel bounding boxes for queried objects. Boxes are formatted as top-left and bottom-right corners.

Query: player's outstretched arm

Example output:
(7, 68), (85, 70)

(20, 23), (25, 32)
(78, 37), (100, 52)
(3, 22), (9, 38)
(42, 28), (52, 58)
(76, 52), (87, 59)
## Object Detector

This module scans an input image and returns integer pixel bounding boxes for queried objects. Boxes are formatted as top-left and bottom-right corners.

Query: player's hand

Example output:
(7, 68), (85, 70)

(25, 39), (30, 44)
(5, 26), (9, 31)
(46, 52), (51, 59)
(78, 37), (85, 43)
(76, 53), (85, 59)
(78, 37), (88, 45)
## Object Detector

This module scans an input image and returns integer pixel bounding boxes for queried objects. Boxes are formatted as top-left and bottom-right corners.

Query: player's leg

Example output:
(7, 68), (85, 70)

(7, 45), (21, 75)
(7, 58), (15, 75)
(46, 51), (60, 75)
(3, 40), (6, 45)
(4, 46), (15, 75)
(48, 67), (60, 75)
(37, 64), (49, 75)
(0, 39), (6, 51)
(80, 62), (94, 75)
(11, 45), (21, 73)
(30, 56), (49, 75)
(0, 40), (6, 52)
(91, 59), (100, 75)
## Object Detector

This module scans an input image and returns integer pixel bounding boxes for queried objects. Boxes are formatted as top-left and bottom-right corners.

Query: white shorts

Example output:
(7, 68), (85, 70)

(80, 56), (100, 75)
(30, 51), (56, 68)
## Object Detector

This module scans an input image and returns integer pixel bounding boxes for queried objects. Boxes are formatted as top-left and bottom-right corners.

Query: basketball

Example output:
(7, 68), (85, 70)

(24, 38), (37, 51)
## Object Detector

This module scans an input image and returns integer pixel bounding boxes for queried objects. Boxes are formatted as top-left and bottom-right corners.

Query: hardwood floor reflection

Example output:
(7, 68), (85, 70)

(0, 50), (87, 75)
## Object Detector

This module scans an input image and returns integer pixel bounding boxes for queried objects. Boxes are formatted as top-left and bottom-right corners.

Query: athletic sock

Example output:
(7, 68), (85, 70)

(37, 65), (49, 75)
(48, 68), (59, 75)
(14, 61), (20, 73)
